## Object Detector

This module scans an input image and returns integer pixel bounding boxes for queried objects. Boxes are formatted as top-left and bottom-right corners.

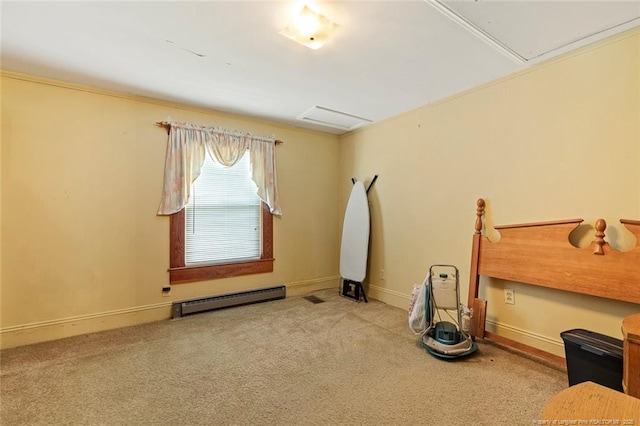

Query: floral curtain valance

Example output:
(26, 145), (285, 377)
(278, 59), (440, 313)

(157, 120), (282, 216)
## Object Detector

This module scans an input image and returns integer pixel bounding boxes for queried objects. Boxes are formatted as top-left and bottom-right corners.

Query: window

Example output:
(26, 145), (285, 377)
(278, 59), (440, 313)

(169, 152), (273, 284)
(185, 153), (260, 264)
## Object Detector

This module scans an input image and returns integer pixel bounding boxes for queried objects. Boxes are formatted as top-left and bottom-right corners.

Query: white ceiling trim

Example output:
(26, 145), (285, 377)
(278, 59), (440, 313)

(425, 0), (527, 65)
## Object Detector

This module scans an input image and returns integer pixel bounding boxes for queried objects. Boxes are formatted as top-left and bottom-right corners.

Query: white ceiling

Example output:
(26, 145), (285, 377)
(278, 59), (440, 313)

(2, 1), (639, 135)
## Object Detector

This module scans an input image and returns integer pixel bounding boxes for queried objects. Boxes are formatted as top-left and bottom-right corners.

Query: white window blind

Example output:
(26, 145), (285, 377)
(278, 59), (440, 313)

(185, 152), (261, 265)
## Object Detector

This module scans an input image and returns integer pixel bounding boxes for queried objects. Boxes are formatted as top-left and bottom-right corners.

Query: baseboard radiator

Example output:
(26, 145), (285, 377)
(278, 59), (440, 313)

(171, 285), (286, 319)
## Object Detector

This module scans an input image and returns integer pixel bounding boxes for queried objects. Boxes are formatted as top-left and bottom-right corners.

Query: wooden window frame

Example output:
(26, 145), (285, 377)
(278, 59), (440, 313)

(169, 203), (274, 284)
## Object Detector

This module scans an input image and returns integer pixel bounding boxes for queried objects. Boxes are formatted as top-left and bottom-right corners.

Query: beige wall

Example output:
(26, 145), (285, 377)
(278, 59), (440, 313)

(1, 73), (340, 348)
(339, 29), (640, 356)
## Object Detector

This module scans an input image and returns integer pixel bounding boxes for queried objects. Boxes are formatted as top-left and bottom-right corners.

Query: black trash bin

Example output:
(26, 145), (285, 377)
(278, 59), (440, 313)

(561, 328), (623, 392)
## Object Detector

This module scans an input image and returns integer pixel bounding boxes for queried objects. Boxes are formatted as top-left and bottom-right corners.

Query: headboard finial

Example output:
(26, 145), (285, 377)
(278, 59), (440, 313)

(475, 198), (485, 234)
(594, 218), (607, 255)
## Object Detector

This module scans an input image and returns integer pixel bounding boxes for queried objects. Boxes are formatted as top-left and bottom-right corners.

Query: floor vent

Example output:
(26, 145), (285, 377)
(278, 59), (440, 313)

(172, 285), (286, 319)
(303, 295), (325, 304)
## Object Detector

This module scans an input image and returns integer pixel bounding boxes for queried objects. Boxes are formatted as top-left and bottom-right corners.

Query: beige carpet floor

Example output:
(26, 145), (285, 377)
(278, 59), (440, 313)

(0, 288), (567, 425)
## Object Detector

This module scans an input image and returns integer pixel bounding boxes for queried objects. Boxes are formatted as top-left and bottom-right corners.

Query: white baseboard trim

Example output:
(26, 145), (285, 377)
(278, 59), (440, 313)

(1, 278), (565, 357)
(286, 276), (340, 296)
(486, 319), (565, 357)
(352, 284), (566, 357)
(0, 302), (172, 350)
(367, 284), (411, 309)
(0, 277), (340, 349)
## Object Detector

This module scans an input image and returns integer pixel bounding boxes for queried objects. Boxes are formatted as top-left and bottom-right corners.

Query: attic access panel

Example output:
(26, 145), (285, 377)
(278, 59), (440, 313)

(297, 106), (372, 132)
(439, 0), (640, 62)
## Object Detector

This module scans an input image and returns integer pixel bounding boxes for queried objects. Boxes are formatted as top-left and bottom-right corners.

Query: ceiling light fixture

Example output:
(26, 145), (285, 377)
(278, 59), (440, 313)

(280, 5), (338, 50)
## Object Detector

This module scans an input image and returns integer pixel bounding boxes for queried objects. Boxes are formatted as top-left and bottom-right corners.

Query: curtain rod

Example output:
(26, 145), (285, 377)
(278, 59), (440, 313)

(155, 121), (283, 144)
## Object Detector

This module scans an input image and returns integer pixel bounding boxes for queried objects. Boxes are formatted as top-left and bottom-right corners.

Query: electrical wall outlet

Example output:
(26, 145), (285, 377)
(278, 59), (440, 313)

(379, 269), (385, 280)
(504, 288), (515, 305)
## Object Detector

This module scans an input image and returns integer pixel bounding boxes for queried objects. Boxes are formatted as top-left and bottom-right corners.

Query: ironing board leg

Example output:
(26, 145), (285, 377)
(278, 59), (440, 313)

(341, 279), (368, 303)
(361, 284), (368, 303)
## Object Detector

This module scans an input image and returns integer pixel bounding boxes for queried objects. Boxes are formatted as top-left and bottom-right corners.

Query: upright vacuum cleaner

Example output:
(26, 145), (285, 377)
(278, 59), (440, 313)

(422, 265), (477, 359)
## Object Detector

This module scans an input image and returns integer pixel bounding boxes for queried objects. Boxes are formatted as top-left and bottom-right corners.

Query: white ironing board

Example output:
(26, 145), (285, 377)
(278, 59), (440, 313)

(339, 180), (370, 301)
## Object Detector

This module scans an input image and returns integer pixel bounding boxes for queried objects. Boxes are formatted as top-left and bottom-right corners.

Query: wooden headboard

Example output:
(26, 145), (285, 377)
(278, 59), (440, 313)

(468, 198), (640, 342)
